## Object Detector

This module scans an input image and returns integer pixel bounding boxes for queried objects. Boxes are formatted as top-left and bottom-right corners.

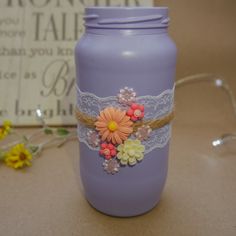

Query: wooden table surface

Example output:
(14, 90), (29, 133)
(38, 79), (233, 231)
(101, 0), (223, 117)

(1, 85), (236, 236)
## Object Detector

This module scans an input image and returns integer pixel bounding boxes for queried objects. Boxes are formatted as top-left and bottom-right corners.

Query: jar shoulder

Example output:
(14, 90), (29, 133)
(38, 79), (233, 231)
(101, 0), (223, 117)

(75, 33), (177, 59)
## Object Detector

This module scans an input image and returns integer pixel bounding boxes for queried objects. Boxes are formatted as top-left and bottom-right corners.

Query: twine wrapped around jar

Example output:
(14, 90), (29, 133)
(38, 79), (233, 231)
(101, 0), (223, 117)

(75, 107), (174, 132)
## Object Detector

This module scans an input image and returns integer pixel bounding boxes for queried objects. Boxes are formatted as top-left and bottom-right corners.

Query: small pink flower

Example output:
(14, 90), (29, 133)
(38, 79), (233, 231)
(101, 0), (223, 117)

(117, 87), (136, 105)
(87, 130), (100, 147)
(99, 143), (117, 160)
(103, 159), (120, 174)
(126, 103), (144, 121)
(135, 125), (152, 141)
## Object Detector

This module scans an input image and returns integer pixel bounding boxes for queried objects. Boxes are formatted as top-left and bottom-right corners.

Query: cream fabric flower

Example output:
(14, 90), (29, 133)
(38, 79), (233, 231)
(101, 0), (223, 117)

(117, 139), (145, 166)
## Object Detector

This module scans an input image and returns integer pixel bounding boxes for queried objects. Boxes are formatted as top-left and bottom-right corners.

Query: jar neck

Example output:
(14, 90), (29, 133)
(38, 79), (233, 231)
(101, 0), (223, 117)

(84, 7), (169, 35)
(85, 28), (168, 35)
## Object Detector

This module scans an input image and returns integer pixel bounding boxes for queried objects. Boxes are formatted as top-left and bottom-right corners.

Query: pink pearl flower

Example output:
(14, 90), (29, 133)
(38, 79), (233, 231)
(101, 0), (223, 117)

(86, 130), (100, 148)
(117, 87), (136, 105)
(126, 103), (145, 121)
(135, 125), (152, 141)
(103, 159), (120, 175)
(99, 143), (117, 160)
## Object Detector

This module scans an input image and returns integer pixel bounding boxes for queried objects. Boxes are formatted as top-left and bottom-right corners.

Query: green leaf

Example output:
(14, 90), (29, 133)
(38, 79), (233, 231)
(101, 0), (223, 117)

(22, 135), (29, 142)
(29, 145), (39, 154)
(44, 128), (53, 135)
(56, 128), (70, 136)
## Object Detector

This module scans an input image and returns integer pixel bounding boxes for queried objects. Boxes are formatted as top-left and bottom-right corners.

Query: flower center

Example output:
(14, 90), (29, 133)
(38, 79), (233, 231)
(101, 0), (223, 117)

(19, 153), (26, 161)
(107, 121), (118, 132)
(134, 109), (141, 117)
(128, 149), (135, 156)
(103, 148), (110, 155)
(0, 127), (5, 133)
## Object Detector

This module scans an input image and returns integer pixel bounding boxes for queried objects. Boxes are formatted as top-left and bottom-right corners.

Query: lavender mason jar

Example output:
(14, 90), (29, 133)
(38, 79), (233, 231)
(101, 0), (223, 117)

(75, 7), (177, 217)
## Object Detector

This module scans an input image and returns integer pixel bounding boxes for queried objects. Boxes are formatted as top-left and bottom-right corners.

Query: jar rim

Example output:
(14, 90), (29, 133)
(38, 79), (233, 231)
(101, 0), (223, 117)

(85, 7), (168, 10)
(84, 6), (169, 30)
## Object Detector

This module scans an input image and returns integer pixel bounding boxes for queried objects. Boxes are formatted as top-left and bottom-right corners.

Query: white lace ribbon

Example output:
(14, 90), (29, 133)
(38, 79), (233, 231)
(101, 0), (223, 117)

(76, 85), (175, 154)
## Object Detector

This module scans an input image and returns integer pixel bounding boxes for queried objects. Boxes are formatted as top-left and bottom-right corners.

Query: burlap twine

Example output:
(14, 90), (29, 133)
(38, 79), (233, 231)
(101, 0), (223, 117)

(75, 107), (174, 132)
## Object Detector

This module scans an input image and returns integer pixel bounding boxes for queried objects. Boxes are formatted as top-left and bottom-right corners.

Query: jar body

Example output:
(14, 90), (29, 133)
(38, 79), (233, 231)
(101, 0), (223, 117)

(75, 7), (177, 217)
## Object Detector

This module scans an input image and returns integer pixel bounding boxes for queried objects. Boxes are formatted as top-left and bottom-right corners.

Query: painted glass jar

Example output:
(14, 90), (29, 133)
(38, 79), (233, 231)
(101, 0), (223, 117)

(75, 7), (177, 217)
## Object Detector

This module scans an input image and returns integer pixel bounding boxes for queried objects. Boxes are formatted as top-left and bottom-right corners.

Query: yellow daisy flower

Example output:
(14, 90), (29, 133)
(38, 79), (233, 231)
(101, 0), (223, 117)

(0, 120), (12, 140)
(4, 143), (32, 169)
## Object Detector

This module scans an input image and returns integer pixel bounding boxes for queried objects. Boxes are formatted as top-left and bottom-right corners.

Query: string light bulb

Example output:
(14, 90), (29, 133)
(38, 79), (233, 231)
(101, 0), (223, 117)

(36, 108), (43, 118)
(212, 139), (223, 147)
(35, 106), (46, 127)
(212, 133), (236, 147)
(214, 79), (223, 87)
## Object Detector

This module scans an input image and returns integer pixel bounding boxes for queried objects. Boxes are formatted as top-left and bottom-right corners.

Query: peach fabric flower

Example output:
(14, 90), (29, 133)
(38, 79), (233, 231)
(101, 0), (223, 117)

(95, 107), (133, 144)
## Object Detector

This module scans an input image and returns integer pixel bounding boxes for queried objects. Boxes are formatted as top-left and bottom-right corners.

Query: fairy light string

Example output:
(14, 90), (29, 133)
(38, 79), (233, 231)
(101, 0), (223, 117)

(175, 73), (236, 147)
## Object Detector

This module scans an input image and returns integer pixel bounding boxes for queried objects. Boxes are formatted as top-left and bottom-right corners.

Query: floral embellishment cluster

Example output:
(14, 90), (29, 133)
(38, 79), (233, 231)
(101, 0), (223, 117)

(85, 87), (154, 175)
